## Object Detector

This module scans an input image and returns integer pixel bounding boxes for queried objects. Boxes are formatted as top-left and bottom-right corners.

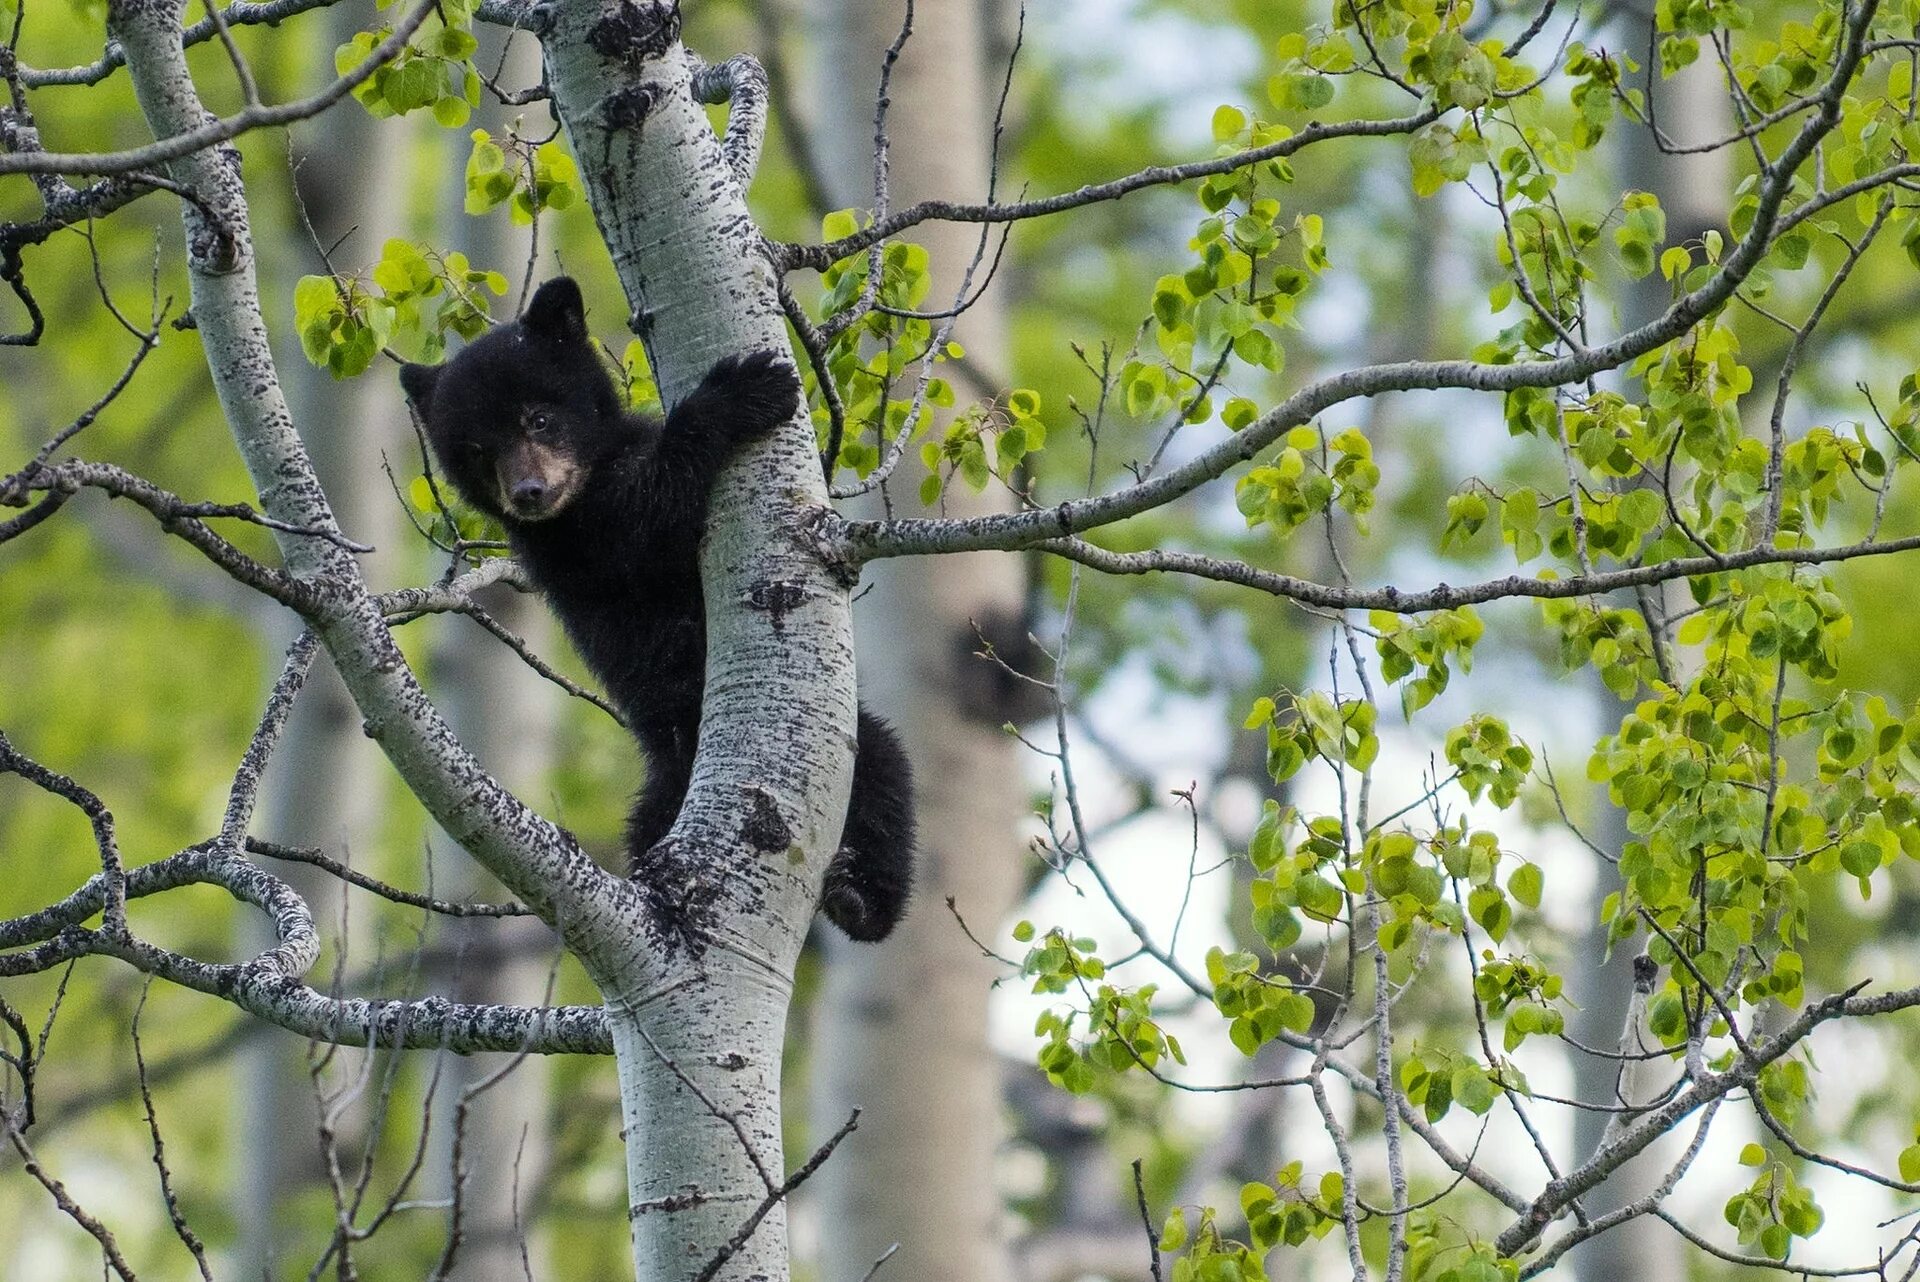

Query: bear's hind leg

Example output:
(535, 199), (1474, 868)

(821, 710), (916, 942)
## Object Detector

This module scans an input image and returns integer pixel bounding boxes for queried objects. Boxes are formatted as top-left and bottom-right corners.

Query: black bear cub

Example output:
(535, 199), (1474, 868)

(400, 277), (914, 942)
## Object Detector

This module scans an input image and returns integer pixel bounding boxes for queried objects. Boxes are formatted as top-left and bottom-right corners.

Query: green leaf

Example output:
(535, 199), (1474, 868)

(1508, 863), (1543, 909)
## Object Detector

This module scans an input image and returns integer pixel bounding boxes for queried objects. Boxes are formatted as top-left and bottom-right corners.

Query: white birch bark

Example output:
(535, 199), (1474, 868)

(541, 6), (857, 1278)
(106, 3), (847, 1277)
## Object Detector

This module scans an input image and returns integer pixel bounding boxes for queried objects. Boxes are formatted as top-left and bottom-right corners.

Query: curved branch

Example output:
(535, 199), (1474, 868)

(0, 844), (604, 1053)
(1032, 530), (1920, 613)
(777, 107), (1443, 271)
(0, 0), (435, 177)
(839, 0), (1875, 565)
(0, 731), (127, 938)
(689, 53), (769, 193)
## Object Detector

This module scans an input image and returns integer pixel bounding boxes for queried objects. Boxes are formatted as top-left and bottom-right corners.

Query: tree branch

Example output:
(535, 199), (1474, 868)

(1028, 530), (1920, 614)
(777, 108), (1442, 271)
(835, 0), (1876, 563)
(0, 0), (435, 177)
(689, 53), (769, 194)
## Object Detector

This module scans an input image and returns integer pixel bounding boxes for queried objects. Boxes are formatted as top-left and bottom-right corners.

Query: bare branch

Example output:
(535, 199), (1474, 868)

(130, 981), (215, 1281)
(778, 108), (1442, 271)
(689, 54), (769, 193)
(221, 631), (323, 844)
(0, 0), (436, 176)
(0, 458), (331, 608)
(1028, 529), (1920, 614)
(692, 1110), (862, 1282)
(0, 809), (598, 1053)
(15, 0), (546, 90)
(2, 1109), (139, 1281)
(248, 839), (534, 919)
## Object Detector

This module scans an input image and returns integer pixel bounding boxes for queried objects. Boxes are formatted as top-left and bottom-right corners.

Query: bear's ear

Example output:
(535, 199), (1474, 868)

(522, 277), (587, 344)
(399, 362), (441, 415)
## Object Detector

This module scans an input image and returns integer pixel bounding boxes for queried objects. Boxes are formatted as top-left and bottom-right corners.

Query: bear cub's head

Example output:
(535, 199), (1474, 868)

(400, 277), (629, 525)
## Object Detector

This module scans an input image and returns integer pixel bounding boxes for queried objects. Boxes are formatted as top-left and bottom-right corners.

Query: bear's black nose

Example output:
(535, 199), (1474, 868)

(511, 478), (548, 510)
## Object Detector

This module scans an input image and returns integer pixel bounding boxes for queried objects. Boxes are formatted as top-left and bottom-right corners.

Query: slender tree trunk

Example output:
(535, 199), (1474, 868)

(112, 0), (887, 1273)
(801, 2), (1024, 1277)
(423, 33), (560, 1274)
(1567, 39), (1728, 1282)
(544, 7), (861, 1276)
(236, 10), (411, 1269)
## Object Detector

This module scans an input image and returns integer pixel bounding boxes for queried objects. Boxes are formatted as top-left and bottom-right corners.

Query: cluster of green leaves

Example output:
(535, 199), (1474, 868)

(1234, 424), (1379, 537)
(806, 211), (996, 489)
(1473, 952), (1563, 1051)
(1207, 945), (1316, 1054)
(337, 0), (484, 128)
(294, 239), (509, 377)
(1401, 1045), (1518, 1121)
(1127, 103), (1335, 448)
(917, 389), (1046, 506)
(1245, 688), (1378, 781)
(1591, 588), (1920, 985)
(1157, 1202), (1277, 1282)
(1016, 923), (1184, 1094)
(465, 130), (584, 224)
(1402, 1229), (1514, 1282)
(1373, 608), (1483, 717)
(1725, 1152), (1826, 1261)
(1158, 1167), (1345, 1282)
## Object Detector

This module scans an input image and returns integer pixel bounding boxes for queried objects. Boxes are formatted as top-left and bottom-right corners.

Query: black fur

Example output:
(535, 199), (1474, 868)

(402, 277), (915, 942)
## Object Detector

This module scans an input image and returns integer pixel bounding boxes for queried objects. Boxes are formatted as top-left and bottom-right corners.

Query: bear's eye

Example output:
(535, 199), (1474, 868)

(527, 410), (553, 436)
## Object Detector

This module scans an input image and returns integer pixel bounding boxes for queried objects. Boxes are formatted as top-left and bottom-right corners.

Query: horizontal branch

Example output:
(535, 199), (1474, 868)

(0, 458), (326, 608)
(0, 844), (606, 1054)
(1034, 530), (1920, 614)
(0, 730), (127, 938)
(776, 107), (1442, 271)
(0, 0), (434, 177)
(837, 0), (1873, 565)
(14, 0), (545, 90)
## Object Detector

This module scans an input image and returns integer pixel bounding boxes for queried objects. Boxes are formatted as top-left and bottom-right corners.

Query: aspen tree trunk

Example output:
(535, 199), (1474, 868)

(802, 2), (1024, 1277)
(424, 31), (559, 1278)
(543, 5), (859, 1276)
(1567, 41), (1729, 1282)
(236, 8), (410, 1269)
(110, 0), (858, 1274)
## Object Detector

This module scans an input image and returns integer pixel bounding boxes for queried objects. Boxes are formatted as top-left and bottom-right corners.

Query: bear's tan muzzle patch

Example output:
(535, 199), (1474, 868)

(495, 439), (584, 520)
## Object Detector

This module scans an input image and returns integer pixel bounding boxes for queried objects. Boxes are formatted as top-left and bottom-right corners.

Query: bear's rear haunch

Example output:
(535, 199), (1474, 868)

(399, 277), (914, 943)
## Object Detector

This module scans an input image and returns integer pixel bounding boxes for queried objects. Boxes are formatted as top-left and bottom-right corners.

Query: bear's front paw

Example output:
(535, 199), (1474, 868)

(702, 350), (802, 439)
